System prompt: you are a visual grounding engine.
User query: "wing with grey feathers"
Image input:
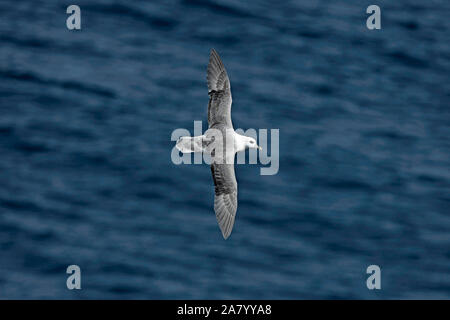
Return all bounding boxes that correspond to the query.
[211,163,237,239]
[207,49,233,129]
[207,49,238,239]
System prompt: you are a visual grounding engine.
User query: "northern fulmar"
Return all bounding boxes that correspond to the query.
[176,49,261,239]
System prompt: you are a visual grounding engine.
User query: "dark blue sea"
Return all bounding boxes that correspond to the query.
[0,0,449,299]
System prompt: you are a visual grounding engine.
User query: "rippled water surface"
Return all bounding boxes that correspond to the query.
[0,0,449,299]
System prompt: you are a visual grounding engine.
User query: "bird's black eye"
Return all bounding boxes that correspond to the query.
[250,141,254,144]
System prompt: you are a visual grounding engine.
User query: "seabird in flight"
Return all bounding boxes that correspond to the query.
[176,49,261,239]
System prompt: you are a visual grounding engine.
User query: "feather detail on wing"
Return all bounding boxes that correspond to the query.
[207,49,233,128]
[211,163,238,239]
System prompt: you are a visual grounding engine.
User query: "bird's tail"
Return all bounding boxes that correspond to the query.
[176,135,207,153]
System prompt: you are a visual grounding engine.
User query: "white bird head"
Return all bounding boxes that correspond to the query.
[246,137,262,150]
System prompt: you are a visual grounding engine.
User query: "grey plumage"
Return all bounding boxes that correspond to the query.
[211,164,237,239]
[207,49,233,129]
[207,49,238,239]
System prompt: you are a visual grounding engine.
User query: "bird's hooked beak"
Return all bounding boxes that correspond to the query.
[258,145,263,151]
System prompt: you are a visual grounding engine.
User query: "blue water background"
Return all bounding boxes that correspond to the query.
[0,0,449,299]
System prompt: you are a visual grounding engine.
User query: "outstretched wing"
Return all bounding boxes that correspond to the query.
[210,163,238,239]
[207,49,233,129]
[207,50,237,239]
